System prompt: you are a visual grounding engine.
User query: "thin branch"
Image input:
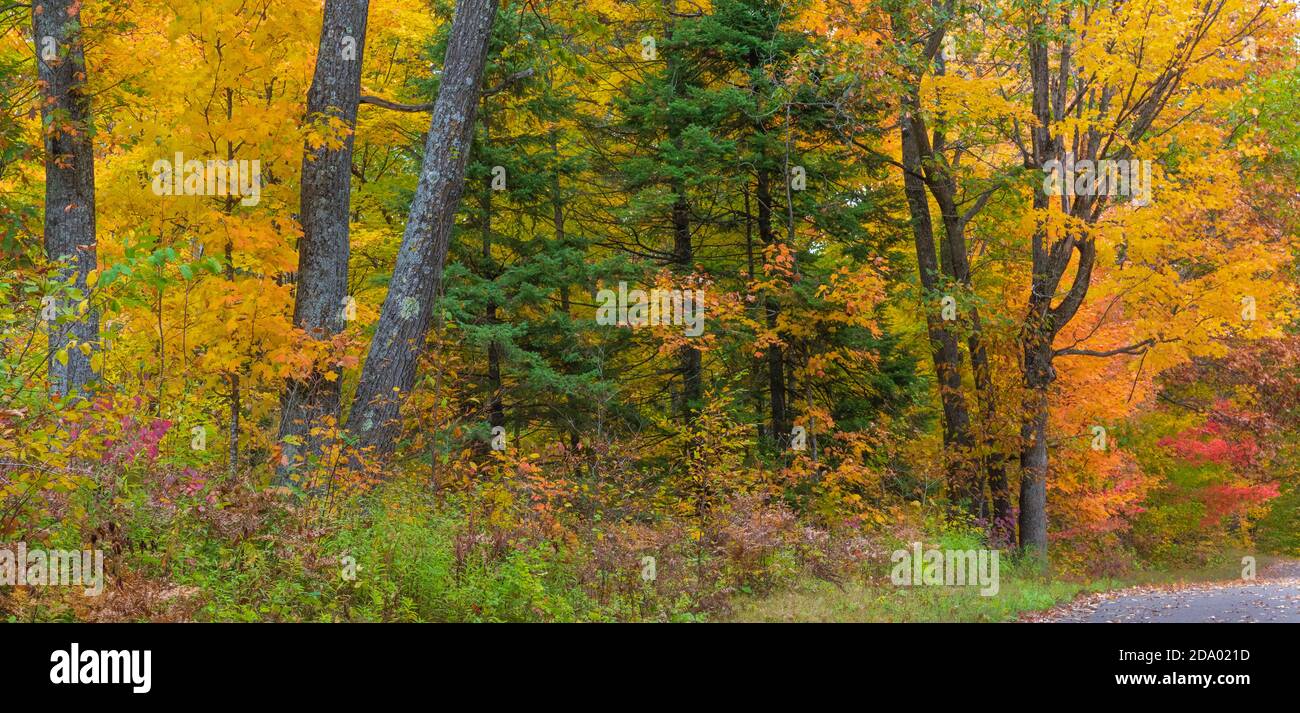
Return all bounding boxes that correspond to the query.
[359,69,535,113]
[359,95,433,112]
[1055,337,1155,358]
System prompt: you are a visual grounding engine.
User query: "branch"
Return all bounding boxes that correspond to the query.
[1055,337,1154,358]
[359,69,534,113]
[483,68,535,96]
[359,95,433,112]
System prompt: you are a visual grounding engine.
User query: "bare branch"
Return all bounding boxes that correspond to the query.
[1055,337,1155,358]
[360,69,533,113]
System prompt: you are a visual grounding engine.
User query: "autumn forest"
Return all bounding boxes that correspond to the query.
[2,0,1299,623]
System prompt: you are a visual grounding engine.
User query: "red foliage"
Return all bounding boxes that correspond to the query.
[102,414,173,466]
[1156,419,1258,470]
[1197,482,1280,527]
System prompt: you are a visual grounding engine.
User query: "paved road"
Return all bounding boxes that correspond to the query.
[1041,561,1300,623]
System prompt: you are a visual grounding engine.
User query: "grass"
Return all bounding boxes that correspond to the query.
[727,551,1284,623]
[729,573,1108,623]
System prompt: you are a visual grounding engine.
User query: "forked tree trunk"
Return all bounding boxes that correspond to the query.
[346,0,499,455]
[898,112,976,508]
[889,14,1009,520]
[277,0,371,483]
[35,0,99,398]
[1017,6,1060,558]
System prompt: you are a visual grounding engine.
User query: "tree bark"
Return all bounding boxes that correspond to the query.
[907,16,1018,529]
[277,0,370,482]
[35,0,99,398]
[671,190,701,422]
[1016,6,1057,556]
[887,11,987,512]
[898,107,976,508]
[481,105,504,434]
[1017,344,1053,559]
[742,186,768,446]
[969,313,1013,539]
[755,165,787,443]
[345,0,499,456]
[664,17,700,425]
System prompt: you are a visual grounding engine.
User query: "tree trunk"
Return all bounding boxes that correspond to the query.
[1016,7,1063,557]
[35,0,99,398]
[969,314,1013,540]
[1011,1,1189,555]
[481,108,504,433]
[742,186,767,445]
[898,113,976,507]
[888,15,1003,519]
[277,0,371,482]
[549,120,580,452]
[671,191,701,422]
[755,166,787,443]
[346,0,499,456]
[664,17,700,425]
[1018,341,1054,558]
